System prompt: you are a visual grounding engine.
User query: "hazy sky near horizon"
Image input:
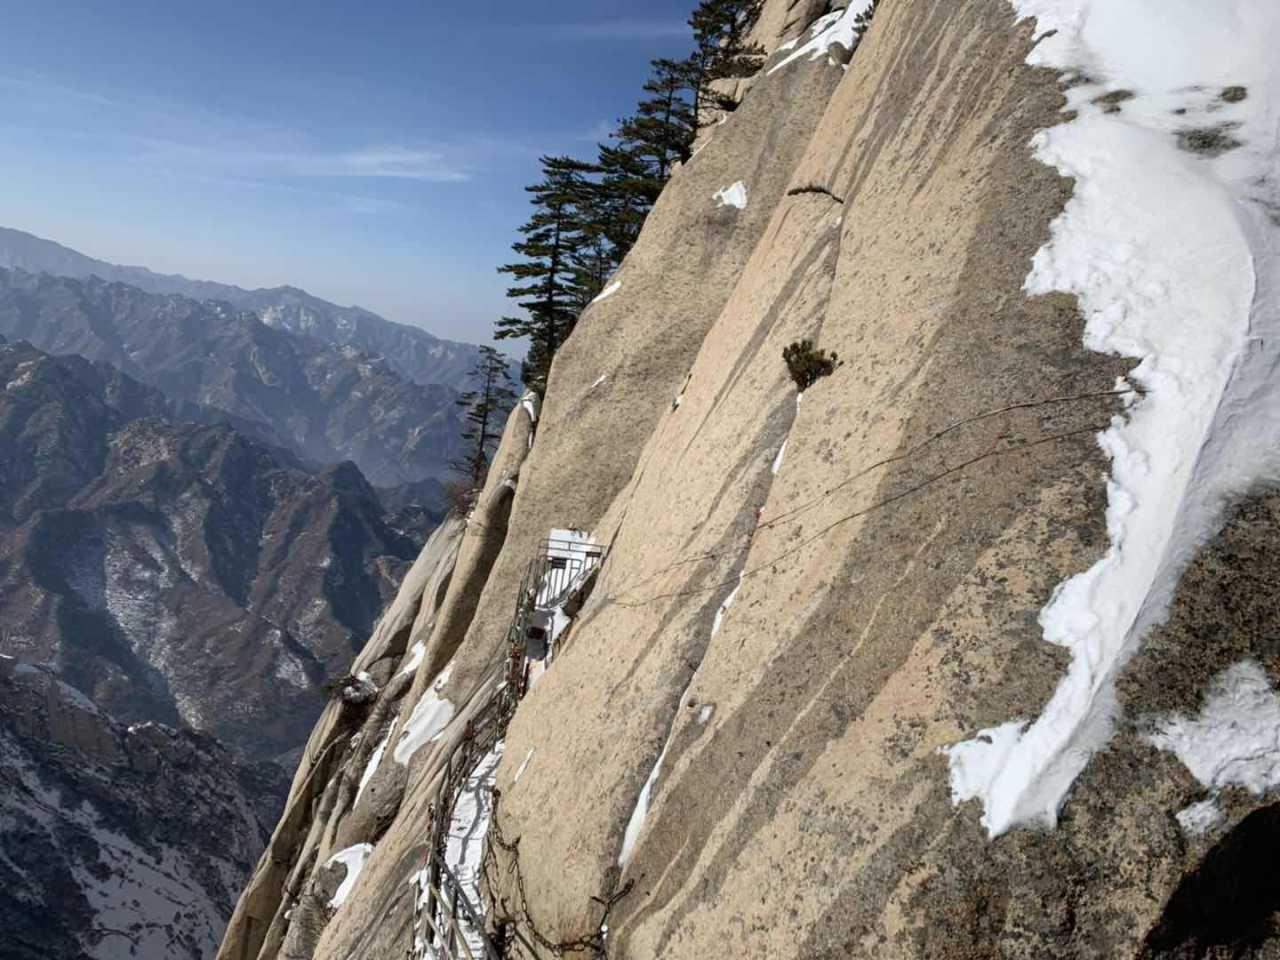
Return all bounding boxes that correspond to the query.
[0,1,695,345]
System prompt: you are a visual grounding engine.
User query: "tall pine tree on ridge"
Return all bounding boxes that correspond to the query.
[496,155,596,388]
[493,0,769,393]
[451,345,518,492]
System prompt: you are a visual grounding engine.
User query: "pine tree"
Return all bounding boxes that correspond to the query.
[689,0,766,119]
[561,157,618,311]
[593,141,658,263]
[578,57,699,279]
[616,58,699,181]
[493,1,774,391]
[496,155,596,387]
[450,345,517,490]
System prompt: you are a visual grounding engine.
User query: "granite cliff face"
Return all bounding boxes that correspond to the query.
[219,2,1280,958]
[0,339,420,765]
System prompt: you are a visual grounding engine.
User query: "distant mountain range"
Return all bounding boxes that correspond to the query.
[1,658,280,960]
[0,338,421,764]
[0,226,488,391]
[0,266,467,489]
[0,223,492,957]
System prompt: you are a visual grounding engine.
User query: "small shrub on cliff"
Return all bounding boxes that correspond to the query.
[783,340,842,391]
[443,478,480,516]
[322,673,378,706]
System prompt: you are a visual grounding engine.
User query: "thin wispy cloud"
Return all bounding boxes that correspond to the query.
[0,71,119,108]
[2,70,473,184]
[159,169,410,216]
[283,146,471,183]
[525,20,689,40]
[134,138,472,184]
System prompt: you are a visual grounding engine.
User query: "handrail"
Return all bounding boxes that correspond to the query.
[410,537,606,959]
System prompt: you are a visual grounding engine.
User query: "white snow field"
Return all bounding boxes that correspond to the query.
[946,0,1280,836]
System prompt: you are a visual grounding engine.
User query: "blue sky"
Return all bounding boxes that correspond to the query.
[0,0,696,344]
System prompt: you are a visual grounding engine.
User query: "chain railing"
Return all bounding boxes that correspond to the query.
[410,684,506,960]
[409,536,606,960]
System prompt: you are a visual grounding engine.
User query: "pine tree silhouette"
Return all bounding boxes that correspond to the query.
[451,345,518,490]
[617,58,699,181]
[689,0,766,119]
[496,155,596,387]
[491,0,778,392]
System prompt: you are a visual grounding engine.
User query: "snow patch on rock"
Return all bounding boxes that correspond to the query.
[711,575,744,640]
[619,739,669,868]
[520,389,540,425]
[1176,798,1225,837]
[445,742,502,896]
[514,747,534,784]
[771,439,788,476]
[397,641,425,678]
[325,843,374,909]
[394,667,455,766]
[410,743,502,958]
[1148,661,1280,800]
[945,0,1280,837]
[713,181,749,210]
[592,280,622,303]
[356,726,393,807]
[769,3,875,75]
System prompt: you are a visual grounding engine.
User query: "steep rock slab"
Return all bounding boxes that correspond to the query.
[217,0,1280,957]
[217,392,538,959]
[485,0,1134,953]
[493,1,1280,957]
[440,0,843,708]
[280,405,535,959]
[256,22,847,960]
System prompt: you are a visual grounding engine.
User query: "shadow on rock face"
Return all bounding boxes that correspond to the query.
[1142,803,1280,959]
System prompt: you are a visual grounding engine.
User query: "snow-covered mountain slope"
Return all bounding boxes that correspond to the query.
[0,226,490,391]
[217,1,1280,958]
[1,658,273,960]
